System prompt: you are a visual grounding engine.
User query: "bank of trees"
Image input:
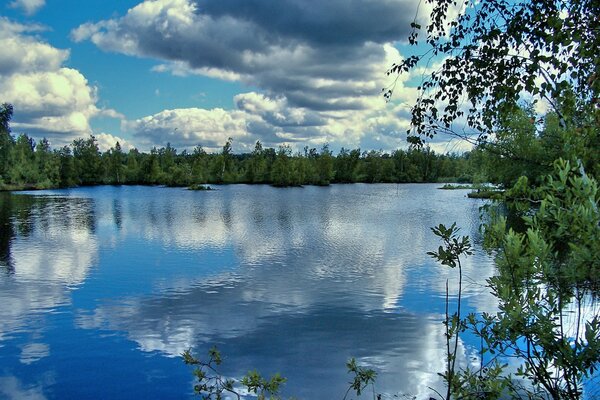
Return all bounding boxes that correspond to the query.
[459,98,600,189]
[0,104,474,190]
[391,0,600,398]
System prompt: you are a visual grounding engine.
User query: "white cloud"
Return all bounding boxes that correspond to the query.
[122,85,425,153]
[8,0,45,16]
[122,107,254,151]
[71,0,452,152]
[120,41,427,152]
[151,61,243,81]
[67,0,480,152]
[69,0,421,111]
[0,18,120,146]
[0,18,66,76]
[95,133,135,152]
[4,68,97,126]
[97,108,125,119]
[5,81,102,148]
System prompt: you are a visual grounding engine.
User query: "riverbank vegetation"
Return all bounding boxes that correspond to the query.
[0,104,478,190]
[392,0,600,398]
[3,98,591,196]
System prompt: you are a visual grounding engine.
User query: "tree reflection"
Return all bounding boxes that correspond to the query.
[0,192,98,344]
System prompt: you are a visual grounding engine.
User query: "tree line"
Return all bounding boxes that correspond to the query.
[0,103,475,190]
[464,98,600,189]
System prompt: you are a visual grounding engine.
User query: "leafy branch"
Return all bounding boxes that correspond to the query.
[182,347,286,400]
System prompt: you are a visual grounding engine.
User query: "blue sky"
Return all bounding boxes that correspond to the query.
[1,0,468,153]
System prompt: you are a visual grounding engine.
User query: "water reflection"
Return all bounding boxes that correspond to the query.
[76,276,468,397]
[0,193,97,343]
[20,343,50,365]
[0,185,496,399]
[0,375,48,400]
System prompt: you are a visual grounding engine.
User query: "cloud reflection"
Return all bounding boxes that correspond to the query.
[69,184,495,398]
[0,376,47,400]
[0,195,98,343]
[19,343,50,365]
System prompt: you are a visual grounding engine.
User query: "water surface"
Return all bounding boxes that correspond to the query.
[0,184,496,399]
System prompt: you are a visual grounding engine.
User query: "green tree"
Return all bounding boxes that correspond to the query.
[107,142,126,184]
[315,144,334,185]
[142,148,162,184]
[124,148,141,183]
[430,163,600,399]
[57,146,76,187]
[221,137,234,182]
[183,347,286,400]
[359,150,384,183]
[72,135,103,185]
[391,149,408,182]
[246,140,268,183]
[394,1,600,398]
[334,148,360,183]
[428,223,473,400]
[9,134,38,184]
[474,161,599,399]
[35,138,60,187]
[473,104,549,187]
[271,145,293,187]
[0,104,15,182]
[159,143,176,173]
[388,0,599,144]
[191,145,209,183]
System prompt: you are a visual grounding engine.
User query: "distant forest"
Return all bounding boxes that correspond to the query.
[0,104,475,190]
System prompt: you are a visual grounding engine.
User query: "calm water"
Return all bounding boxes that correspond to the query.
[0,184,497,399]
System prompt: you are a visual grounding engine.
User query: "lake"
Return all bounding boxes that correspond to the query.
[0,184,496,399]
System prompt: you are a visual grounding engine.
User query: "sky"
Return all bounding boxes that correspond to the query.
[1,0,470,154]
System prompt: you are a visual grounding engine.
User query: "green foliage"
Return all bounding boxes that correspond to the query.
[0,103,12,135]
[439,184,474,190]
[72,136,102,185]
[343,358,377,400]
[428,223,472,400]
[240,370,286,400]
[189,184,213,191]
[106,142,125,184]
[428,223,473,268]
[182,347,285,400]
[430,161,600,400]
[182,347,238,400]
[0,104,14,179]
[184,350,382,400]
[271,145,294,187]
[387,0,599,143]
[0,105,478,191]
[395,1,600,398]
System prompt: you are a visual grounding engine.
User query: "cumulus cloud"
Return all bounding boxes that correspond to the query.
[71,0,445,151]
[5,68,97,129]
[95,133,135,152]
[8,0,45,16]
[0,18,120,147]
[122,107,255,151]
[122,88,421,152]
[234,92,325,128]
[0,19,65,76]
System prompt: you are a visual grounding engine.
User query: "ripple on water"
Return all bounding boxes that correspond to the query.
[0,184,500,400]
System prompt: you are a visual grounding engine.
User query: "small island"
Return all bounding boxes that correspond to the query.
[188,184,213,191]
